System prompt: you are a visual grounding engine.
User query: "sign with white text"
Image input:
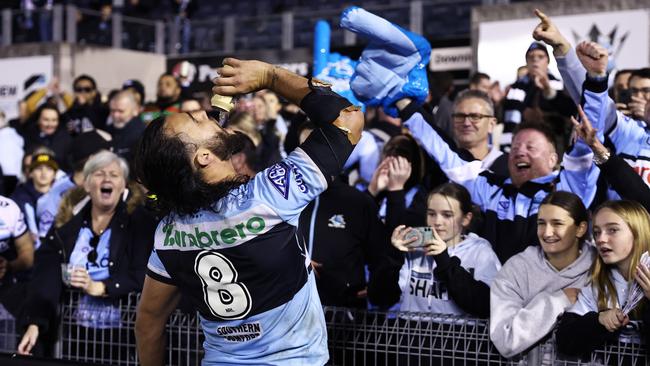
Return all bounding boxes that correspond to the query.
[430,47,472,71]
[0,56,53,120]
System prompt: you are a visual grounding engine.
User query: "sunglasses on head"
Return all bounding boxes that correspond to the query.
[87,234,99,264]
[74,86,94,93]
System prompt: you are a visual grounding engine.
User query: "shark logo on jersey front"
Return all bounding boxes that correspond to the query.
[267,162,291,199]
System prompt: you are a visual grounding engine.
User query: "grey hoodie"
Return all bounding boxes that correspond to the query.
[490,243,596,358]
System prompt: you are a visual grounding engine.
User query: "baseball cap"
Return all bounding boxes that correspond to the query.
[30,153,59,172]
[525,42,550,60]
[122,79,145,104]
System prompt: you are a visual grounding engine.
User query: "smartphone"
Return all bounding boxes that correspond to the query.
[618,89,632,105]
[404,227,433,248]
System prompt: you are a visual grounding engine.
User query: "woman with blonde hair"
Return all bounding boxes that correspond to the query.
[557,200,650,356]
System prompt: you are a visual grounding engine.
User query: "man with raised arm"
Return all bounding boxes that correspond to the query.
[534,10,650,190]
[343,7,599,263]
[133,58,363,366]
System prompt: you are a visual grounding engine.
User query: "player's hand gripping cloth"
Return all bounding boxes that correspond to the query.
[341,6,431,117]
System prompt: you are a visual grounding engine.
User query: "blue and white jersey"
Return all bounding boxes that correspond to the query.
[404,112,598,263]
[69,227,118,330]
[558,47,650,193]
[36,175,76,238]
[0,195,27,257]
[69,227,111,280]
[147,146,335,365]
[582,86,650,189]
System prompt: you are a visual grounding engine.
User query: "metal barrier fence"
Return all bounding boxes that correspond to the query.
[0,291,647,365]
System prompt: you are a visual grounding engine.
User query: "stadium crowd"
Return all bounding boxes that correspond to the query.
[0,5,650,364]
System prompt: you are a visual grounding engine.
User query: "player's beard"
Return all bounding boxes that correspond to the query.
[194,130,250,208]
[203,130,246,161]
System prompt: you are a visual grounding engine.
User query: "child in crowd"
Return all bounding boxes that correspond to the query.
[556,200,650,356]
[11,149,59,248]
[389,182,500,317]
[490,191,596,358]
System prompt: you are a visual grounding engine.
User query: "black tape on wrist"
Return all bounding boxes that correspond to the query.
[300,78,353,127]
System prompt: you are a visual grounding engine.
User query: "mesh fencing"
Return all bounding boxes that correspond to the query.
[0,291,646,365]
[0,304,16,353]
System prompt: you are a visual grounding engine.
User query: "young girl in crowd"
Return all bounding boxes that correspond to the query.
[490,191,596,358]
[556,200,650,356]
[388,182,500,317]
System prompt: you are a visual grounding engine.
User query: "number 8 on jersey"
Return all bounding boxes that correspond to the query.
[194,251,252,320]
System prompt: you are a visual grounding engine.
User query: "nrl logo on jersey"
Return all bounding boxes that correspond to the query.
[266,161,308,199]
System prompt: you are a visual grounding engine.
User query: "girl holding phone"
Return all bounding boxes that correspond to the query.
[389,182,500,317]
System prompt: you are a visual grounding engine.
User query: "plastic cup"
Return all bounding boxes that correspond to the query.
[61,263,73,286]
[61,264,85,286]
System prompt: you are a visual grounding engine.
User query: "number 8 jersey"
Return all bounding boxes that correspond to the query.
[147,139,343,365]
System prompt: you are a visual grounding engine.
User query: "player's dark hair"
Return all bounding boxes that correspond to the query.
[134,116,249,218]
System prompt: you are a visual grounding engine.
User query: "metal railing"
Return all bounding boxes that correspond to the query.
[0,1,479,55]
[0,290,646,365]
[1,6,165,53]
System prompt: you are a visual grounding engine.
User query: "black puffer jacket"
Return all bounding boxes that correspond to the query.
[22,198,158,333]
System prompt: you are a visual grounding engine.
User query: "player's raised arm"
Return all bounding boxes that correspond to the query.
[214,58,363,145]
